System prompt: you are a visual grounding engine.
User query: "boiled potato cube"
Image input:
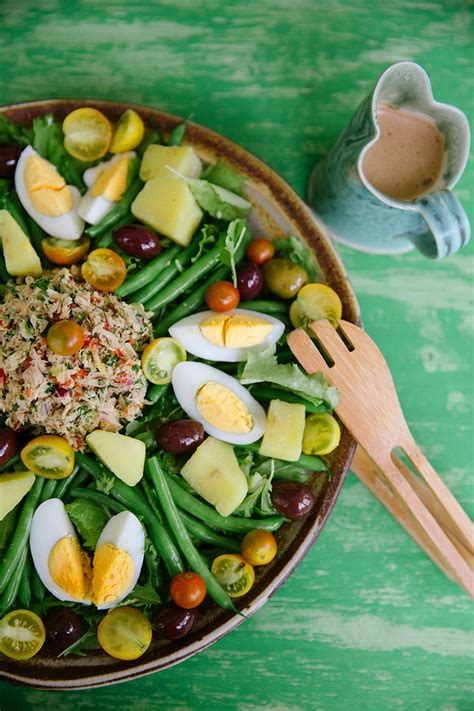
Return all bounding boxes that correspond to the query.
[140,145,202,181]
[0,471,36,521]
[0,209,42,277]
[181,437,247,517]
[131,175,203,247]
[86,430,145,486]
[259,400,306,462]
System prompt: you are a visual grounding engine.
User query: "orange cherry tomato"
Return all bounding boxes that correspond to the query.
[47,320,85,356]
[205,281,240,312]
[170,572,207,609]
[81,248,127,292]
[241,529,278,566]
[42,237,91,266]
[246,238,275,266]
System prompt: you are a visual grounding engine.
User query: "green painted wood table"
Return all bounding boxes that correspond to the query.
[0,1,472,709]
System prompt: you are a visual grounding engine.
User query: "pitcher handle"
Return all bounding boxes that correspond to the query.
[410,190,471,259]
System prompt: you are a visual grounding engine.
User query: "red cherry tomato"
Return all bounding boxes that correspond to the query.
[47,320,85,356]
[205,281,240,312]
[246,238,275,266]
[170,572,207,609]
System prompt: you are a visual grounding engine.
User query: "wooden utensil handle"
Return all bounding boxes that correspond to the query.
[351,447,471,583]
[401,437,474,555]
[368,449,473,597]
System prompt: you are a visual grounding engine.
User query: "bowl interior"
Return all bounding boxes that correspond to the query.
[0,99,360,690]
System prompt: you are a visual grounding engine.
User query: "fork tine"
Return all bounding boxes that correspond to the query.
[337,319,366,348]
[287,328,330,376]
[310,319,350,361]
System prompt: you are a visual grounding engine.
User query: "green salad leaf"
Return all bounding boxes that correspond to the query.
[65,499,109,549]
[0,115,32,146]
[273,235,318,282]
[234,460,277,517]
[218,218,249,286]
[57,624,99,658]
[202,159,245,196]
[166,167,251,221]
[240,343,339,409]
[120,579,161,608]
[191,223,220,263]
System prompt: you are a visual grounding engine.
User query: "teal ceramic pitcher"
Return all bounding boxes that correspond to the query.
[308,61,470,258]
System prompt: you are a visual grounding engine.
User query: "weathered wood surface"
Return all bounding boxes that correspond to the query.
[0,1,472,709]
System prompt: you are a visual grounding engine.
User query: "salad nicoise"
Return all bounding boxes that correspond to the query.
[0,107,342,663]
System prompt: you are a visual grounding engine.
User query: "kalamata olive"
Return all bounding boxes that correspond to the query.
[0,427,20,468]
[0,143,21,179]
[155,602,197,640]
[236,262,264,300]
[262,258,308,299]
[113,224,161,259]
[45,607,82,650]
[271,480,314,519]
[156,419,204,454]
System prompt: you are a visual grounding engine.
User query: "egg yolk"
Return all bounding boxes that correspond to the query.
[48,535,92,600]
[196,381,254,434]
[92,542,135,607]
[25,155,73,216]
[200,313,273,348]
[91,157,129,201]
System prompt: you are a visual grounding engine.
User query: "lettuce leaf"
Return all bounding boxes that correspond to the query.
[273,235,318,282]
[202,160,245,196]
[166,167,251,221]
[240,344,339,409]
[218,219,249,286]
[65,499,109,549]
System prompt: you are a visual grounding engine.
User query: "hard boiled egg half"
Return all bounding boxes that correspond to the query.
[169,309,285,362]
[15,146,84,240]
[30,499,144,609]
[172,362,266,445]
[78,152,136,225]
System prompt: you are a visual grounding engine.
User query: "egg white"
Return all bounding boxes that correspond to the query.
[29,498,91,605]
[94,511,145,610]
[168,309,285,363]
[15,146,85,241]
[172,361,266,445]
[78,152,136,225]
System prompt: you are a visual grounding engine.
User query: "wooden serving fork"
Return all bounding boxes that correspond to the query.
[287,320,474,596]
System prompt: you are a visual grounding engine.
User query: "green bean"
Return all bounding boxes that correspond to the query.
[239,442,327,472]
[148,456,238,613]
[96,211,134,249]
[162,469,284,533]
[141,478,164,523]
[39,478,58,504]
[147,383,169,405]
[179,510,241,552]
[130,240,197,304]
[17,553,32,608]
[76,452,184,576]
[250,385,328,414]
[0,508,17,552]
[0,249,9,283]
[167,122,187,146]
[69,487,127,514]
[0,546,27,614]
[138,128,162,157]
[144,244,226,314]
[116,244,181,298]
[243,300,289,316]
[31,566,45,603]
[0,477,44,591]
[86,177,144,238]
[0,454,19,473]
[52,464,82,500]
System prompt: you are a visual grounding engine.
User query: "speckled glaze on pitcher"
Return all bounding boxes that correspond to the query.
[308,61,470,258]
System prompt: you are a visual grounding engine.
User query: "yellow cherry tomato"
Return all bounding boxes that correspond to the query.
[141,337,186,385]
[0,609,46,660]
[211,554,255,598]
[81,248,127,292]
[47,319,85,356]
[289,283,343,333]
[63,107,112,162]
[302,413,341,456]
[42,236,90,266]
[110,109,145,153]
[241,530,278,566]
[98,606,152,661]
[21,435,75,479]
